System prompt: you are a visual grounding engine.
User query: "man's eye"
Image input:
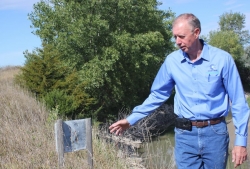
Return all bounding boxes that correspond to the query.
[173,35,185,39]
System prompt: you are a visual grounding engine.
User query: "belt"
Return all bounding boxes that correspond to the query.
[191,117,225,128]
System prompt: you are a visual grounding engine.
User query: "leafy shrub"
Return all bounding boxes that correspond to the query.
[43,89,75,118]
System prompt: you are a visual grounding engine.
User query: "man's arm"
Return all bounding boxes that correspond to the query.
[222,54,250,167]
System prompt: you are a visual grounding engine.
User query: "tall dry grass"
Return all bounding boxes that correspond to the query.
[0,66,136,169]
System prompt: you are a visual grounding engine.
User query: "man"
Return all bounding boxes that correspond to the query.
[109,13,249,169]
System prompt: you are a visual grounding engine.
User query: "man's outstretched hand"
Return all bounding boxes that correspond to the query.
[109,119,130,135]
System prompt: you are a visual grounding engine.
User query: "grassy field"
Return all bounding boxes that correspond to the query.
[0,66,143,169]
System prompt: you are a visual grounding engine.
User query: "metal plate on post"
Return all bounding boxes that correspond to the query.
[62,119,87,153]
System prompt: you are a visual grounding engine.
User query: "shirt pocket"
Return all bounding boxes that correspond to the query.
[198,74,222,96]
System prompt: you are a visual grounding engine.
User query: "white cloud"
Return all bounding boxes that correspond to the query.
[226,4,244,11]
[0,0,40,11]
[224,0,237,6]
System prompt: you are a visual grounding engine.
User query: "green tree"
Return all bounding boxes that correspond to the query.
[43,89,75,117]
[218,12,250,90]
[239,45,250,91]
[209,30,244,60]
[242,46,250,66]
[53,70,96,118]
[219,11,250,45]
[18,44,95,118]
[29,0,174,68]
[20,43,68,96]
[27,0,174,121]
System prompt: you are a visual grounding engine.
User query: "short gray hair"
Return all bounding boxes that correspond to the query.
[172,13,201,33]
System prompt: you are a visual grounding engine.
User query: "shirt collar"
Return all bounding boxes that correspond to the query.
[178,39,210,63]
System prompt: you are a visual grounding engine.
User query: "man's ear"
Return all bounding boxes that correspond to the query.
[194,28,200,38]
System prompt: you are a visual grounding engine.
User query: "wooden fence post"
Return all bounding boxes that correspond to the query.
[86,118,93,168]
[55,119,64,168]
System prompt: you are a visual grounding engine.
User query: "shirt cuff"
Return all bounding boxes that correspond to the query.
[235,135,248,147]
[126,112,146,126]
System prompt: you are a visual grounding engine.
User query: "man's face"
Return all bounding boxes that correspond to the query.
[172,19,199,53]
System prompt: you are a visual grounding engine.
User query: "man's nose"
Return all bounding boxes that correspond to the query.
[175,37,181,45]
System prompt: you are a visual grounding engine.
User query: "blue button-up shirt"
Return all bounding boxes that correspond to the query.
[127,40,249,146]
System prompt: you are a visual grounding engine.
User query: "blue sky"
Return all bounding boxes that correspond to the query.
[1,0,250,67]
